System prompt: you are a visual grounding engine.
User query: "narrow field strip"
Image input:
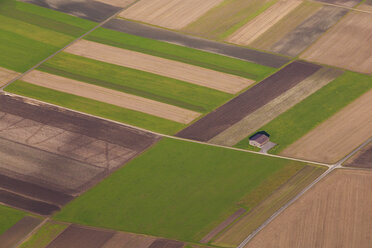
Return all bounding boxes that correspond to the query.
[282,90,372,163]
[210,68,343,146]
[120,0,224,29]
[0,67,20,87]
[315,0,362,7]
[0,204,26,235]
[228,0,302,46]
[21,71,200,124]
[65,40,253,94]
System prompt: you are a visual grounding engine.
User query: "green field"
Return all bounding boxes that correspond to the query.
[236,72,372,153]
[54,138,306,242]
[0,0,95,72]
[19,221,67,248]
[0,204,26,235]
[39,53,231,113]
[86,27,275,81]
[5,81,184,134]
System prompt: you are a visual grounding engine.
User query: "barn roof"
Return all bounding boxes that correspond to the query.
[249,133,269,144]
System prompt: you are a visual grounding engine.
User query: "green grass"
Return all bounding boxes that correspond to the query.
[40,53,231,113]
[5,81,184,134]
[19,222,67,248]
[235,72,372,153]
[86,27,275,81]
[54,138,306,242]
[0,204,26,235]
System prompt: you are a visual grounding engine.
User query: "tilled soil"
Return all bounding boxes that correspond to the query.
[315,0,362,7]
[344,142,372,168]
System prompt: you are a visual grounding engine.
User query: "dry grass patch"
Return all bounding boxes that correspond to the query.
[119,0,224,29]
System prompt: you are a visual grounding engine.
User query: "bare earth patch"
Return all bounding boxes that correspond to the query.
[119,0,224,29]
[101,232,156,248]
[246,169,372,248]
[315,0,361,7]
[227,0,302,46]
[357,0,372,11]
[22,70,200,124]
[0,67,20,87]
[282,90,372,164]
[98,0,136,8]
[301,11,372,74]
[344,142,372,168]
[65,40,253,94]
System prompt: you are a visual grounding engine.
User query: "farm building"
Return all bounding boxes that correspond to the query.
[249,133,270,148]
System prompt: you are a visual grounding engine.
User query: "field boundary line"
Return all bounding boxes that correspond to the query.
[11,217,49,248]
[1,92,331,169]
[308,0,372,14]
[0,0,142,91]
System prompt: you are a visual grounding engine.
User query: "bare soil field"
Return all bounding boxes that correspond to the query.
[0,67,19,87]
[101,232,156,248]
[46,225,114,248]
[23,0,122,22]
[271,5,348,56]
[301,11,372,74]
[177,61,321,141]
[357,0,372,11]
[0,216,42,248]
[65,40,253,94]
[228,0,302,46]
[246,169,372,248]
[315,0,362,7]
[97,0,136,8]
[148,239,184,248]
[209,68,342,146]
[22,70,200,123]
[119,0,223,30]
[282,90,372,163]
[102,19,291,68]
[344,142,372,168]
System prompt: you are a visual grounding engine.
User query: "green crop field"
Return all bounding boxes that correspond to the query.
[0,204,26,235]
[5,81,184,134]
[54,138,307,242]
[236,72,372,153]
[39,53,231,113]
[86,27,275,81]
[19,222,67,248]
[0,0,95,72]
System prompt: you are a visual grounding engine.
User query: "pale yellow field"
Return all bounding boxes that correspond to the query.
[21,71,201,124]
[228,0,302,45]
[65,40,253,94]
[119,0,224,29]
[0,67,20,87]
[282,90,372,163]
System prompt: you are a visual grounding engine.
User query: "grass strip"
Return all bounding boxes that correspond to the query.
[40,53,231,113]
[54,138,305,242]
[0,204,26,235]
[86,27,275,81]
[5,81,184,134]
[235,72,372,153]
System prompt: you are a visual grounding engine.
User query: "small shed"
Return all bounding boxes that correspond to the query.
[249,133,270,148]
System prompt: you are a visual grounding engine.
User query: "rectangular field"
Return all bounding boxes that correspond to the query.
[54,138,308,242]
[344,142,372,168]
[120,0,224,29]
[177,61,321,142]
[0,67,20,86]
[281,89,372,163]
[301,11,372,74]
[0,205,26,236]
[246,169,372,248]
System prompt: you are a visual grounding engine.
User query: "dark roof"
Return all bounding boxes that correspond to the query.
[249,133,269,144]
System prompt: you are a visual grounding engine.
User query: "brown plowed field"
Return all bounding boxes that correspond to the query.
[246,169,372,248]
[315,0,361,7]
[65,40,253,94]
[119,0,224,29]
[101,232,156,248]
[282,90,372,163]
[0,216,42,248]
[301,11,372,74]
[46,225,114,248]
[209,68,342,146]
[228,0,302,46]
[148,239,184,248]
[22,71,200,124]
[344,142,372,168]
[0,67,19,87]
[176,61,321,141]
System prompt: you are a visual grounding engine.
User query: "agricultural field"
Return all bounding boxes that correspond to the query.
[0,0,95,73]
[315,0,362,7]
[245,169,372,248]
[358,0,372,11]
[302,11,372,74]
[54,138,312,242]
[344,141,372,169]
[0,205,26,236]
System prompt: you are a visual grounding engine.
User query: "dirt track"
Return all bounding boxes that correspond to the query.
[120,0,223,29]
[177,61,321,141]
[209,68,342,146]
[246,169,372,248]
[344,142,372,168]
[301,11,372,74]
[22,70,200,123]
[0,67,19,87]
[228,0,302,46]
[282,90,372,163]
[65,40,253,94]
